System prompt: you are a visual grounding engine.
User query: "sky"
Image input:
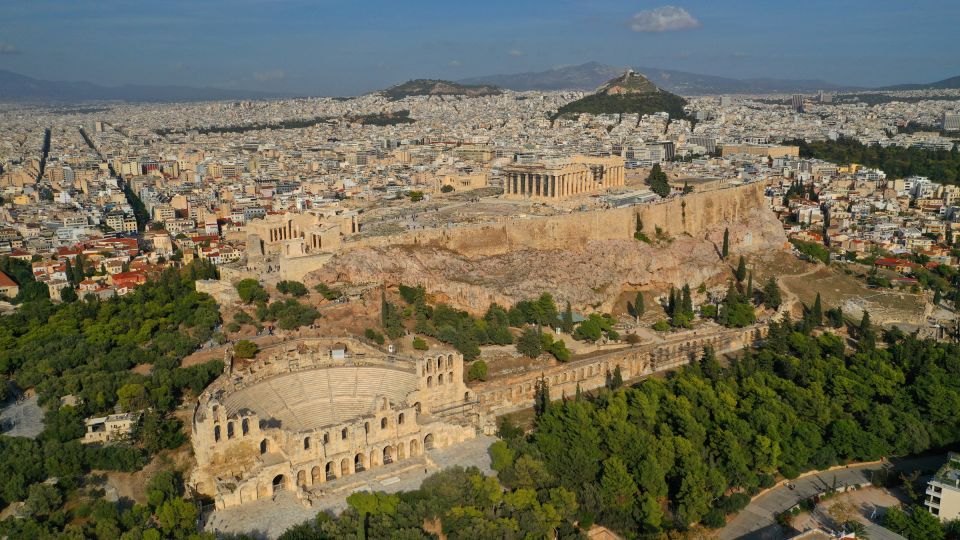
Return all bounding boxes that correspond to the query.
[1,0,959,96]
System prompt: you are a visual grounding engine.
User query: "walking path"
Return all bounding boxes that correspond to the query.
[720,454,945,540]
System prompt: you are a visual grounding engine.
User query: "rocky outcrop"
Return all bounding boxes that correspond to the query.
[310,190,787,314]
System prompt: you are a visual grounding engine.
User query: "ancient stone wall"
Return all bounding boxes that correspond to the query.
[348,181,769,257]
[471,324,764,419]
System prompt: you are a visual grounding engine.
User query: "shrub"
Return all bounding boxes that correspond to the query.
[276,280,308,297]
[468,361,488,382]
[412,337,428,350]
[365,328,385,345]
[235,279,268,304]
[234,340,258,359]
[653,320,671,332]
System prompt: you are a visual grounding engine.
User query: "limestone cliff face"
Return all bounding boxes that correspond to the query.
[310,183,786,313]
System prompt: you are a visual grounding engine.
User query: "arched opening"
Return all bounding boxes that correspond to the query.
[414,402,421,414]
[241,418,249,435]
[410,438,421,456]
[272,474,286,493]
[259,439,267,454]
[341,428,348,440]
[227,422,235,439]
[426,376,432,388]
[354,453,365,472]
[383,445,394,464]
[436,357,442,370]
[364,422,370,434]
[214,425,221,442]
[323,432,330,444]
[340,458,351,477]
[398,412,405,425]
[424,433,435,450]
[297,470,307,487]
[438,373,444,385]
[312,466,322,485]
[449,371,454,383]
[447,354,454,368]
[464,391,470,402]
[380,417,387,429]
[303,437,311,450]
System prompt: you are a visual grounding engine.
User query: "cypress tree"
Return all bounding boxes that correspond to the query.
[681,284,693,318]
[634,291,645,320]
[722,228,729,259]
[735,256,747,282]
[746,272,753,301]
[667,287,676,317]
[811,292,823,326]
[64,258,75,286]
[561,301,574,333]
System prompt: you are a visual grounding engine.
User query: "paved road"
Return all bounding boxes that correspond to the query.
[720,455,946,540]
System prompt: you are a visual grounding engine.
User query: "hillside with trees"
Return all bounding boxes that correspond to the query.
[552,71,689,121]
[786,137,960,185]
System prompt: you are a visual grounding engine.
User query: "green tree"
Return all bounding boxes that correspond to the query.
[858,311,876,351]
[236,279,268,303]
[412,337,428,350]
[634,291,645,321]
[735,256,747,282]
[722,228,730,259]
[234,340,259,359]
[534,377,550,418]
[467,361,488,382]
[276,280,308,297]
[155,498,199,539]
[810,292,823,326]
[599,457,638,529]
[762,277,782,310]
[561,301,574,333]
[647,164,671,198]
[517,328,543,358]
[146,471,181,509]
[24,483,61,517]
[60,286,78,303]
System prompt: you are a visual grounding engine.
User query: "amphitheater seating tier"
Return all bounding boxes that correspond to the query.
[222,366,418,431]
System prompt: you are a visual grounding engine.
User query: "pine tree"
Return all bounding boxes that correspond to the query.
[721,228,729,259]
[634,291,645,321]
[735,256,747,282]
[647,164,671,198]
[811,292,823,326]
[762,277,782,310]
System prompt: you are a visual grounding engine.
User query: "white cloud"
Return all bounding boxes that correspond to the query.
[629,6,700,33]
[449,60,462,67]
[0,43,20,55]
[252,69,285,81]
[508,49,523,57]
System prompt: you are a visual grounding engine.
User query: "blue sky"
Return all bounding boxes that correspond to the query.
[1,0,959,95]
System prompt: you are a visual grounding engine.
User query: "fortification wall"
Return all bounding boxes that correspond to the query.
[347,181,769,257]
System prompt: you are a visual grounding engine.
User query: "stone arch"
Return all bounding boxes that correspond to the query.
[312,465,322,485]
[323,432,330,444]
[427,376,433,388]
[259,439,267,454]
[272,474,286,493]
[214,425,221,442]
[448,371,454,383]
[297,469,307,487]
[380,417,387,429]
[354,453,366,472]
[410,438,421,456]
[340,458,351,476]
[464,391,470,402]
[438,373,444,385]
[240,483,257,503]
[436,357,442,370]
[364,421,370,434]
[227,421,235,439]
[241,418,249,436]
[447,354,454,368]
[341,428,348,440]
[304,437,311,450]
[326,461,337,480]
[384,445,395,464]
[398,412,405,424]
[424,433,435,450]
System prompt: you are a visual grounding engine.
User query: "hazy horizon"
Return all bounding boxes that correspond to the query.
[1,0,959,96]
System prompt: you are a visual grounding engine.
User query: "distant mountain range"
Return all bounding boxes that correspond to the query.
[460,62,861,95]
[551,70,688,120]
[880,75,960,91]
[0,69,292,102]
[378,79,501,101]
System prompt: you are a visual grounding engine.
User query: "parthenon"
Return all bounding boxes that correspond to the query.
[502,155,625,200]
